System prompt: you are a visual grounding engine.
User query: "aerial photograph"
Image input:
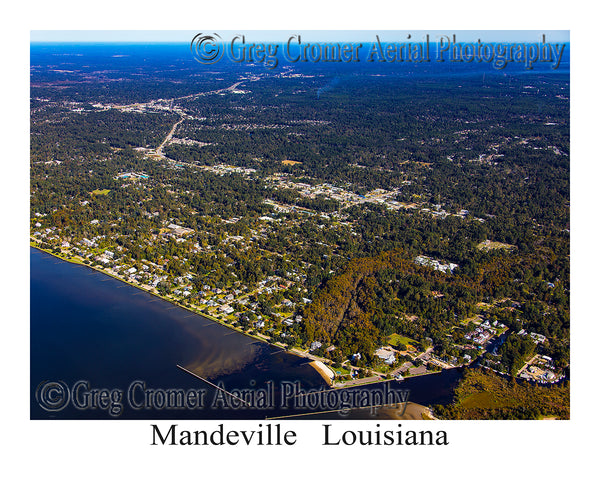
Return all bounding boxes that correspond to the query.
[30,30,570,421]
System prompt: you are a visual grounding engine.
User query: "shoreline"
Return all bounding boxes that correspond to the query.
[30,244,339,383]
[309,360,335,386]
[30,242,442,393]
[30,243,290,345]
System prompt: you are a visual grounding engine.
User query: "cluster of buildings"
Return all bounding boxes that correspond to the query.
[266,176,406,212]
[198,164,257,176]
[464,326,493,346]
[261,174,486,222]
[518,355,563,384]
[168,137,213,148]
[31,223,58,243]
[165,223,194,237]
[374,348,397,366]
[463,319,506,351]
[517,329,548,345]
[414,255,459,274]
[115,172,149,181]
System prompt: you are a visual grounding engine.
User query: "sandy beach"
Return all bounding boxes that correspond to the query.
[373,402,437,420]
[309,360,335,385]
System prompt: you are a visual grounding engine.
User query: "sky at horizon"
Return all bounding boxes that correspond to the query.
[30,30,570,44]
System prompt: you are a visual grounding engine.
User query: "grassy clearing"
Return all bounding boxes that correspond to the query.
[333,365,352,377]
[387,334,419,351]
[91,189,111,195]
[477,240,516,251]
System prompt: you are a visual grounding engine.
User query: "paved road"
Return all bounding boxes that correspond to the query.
[156,115,185,155]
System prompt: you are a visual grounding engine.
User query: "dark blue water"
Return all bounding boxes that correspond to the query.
[30,248,462,419]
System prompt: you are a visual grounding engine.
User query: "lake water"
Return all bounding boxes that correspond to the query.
[30,247,462,419]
